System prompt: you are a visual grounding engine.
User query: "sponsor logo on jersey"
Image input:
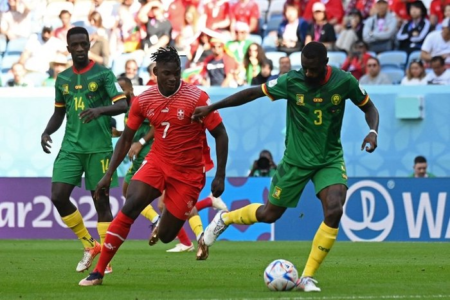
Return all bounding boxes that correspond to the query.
[88,81,98,92]
[296,94,305,106]
[147,109,155,116]
[342,173,348,180]
[268,78,278,87]
[177,109,185,120]
[75,85,83,90]
[331,94,342,105]
[62,84,69,95]
[272,186,282,199]
[161,107,169,113]
[313,97,323,103]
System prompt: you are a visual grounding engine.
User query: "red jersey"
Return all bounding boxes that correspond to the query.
[430,0,450,23]
[127,82,222,169]
[231,0,260,26]
[303,0,344,23]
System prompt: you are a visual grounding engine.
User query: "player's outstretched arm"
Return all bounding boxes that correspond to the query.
[41,107,66,154]
[359,99,379,153]
[192,86,266,121]
[79,99,128,123]
[209,122,228,197]
[128,126,155,161]
[94,125,137,199]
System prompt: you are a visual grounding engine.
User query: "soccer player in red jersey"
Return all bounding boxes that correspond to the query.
[79,47,229,286]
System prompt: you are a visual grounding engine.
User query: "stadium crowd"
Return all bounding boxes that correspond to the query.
[1,0,450,87]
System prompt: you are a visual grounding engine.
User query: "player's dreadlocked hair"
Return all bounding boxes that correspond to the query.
[301,42,327,62]
[67,26,89,44]
[150,47,180,67]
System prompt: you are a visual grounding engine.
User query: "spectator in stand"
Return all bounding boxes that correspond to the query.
[359,56,391,84]
[243,43,267,84]
[251,59,273,85]
[87,26,110,67]
[400,59,427,85]
[397,1,430,54]
[230,0,260,34]
[118,59,144,85]
[345,0,374,20]
[248,150,277,177]
[138,1,172,53]
[0,0,33,40]
[284,0,308,18]
[277,3,308,54]
[200,0,230,34]
[269,56,292,80]
[19,26,66,74]
[115,0,142,53]
[430,0,450,28]
[43,53,69,87]
[225,21,253,65]
[90,0,119,30]
[166,0,186,39]
[304,2,337,50]
[390,0,416,22]
[189,30,214,67]
[336,9,364,53]
[424,56,450,84]
[54,10,74,42]
[7,62,33,87]
[88,11,109,40]
[362,0,397,53]
[342,41,372,80]
[421,17,450,65]
[410,156,436,177]
[303,0,344,27]
[175,5,200,54]
[201,38,238,87]
[146,62,157,85]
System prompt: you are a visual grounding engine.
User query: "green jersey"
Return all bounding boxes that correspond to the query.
[262,66,369,168]
[125,97,153,145]
[55,61,126,153]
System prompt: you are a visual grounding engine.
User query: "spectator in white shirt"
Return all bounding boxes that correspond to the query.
[421,17,450,65]
[359,56,392,84]
[0,0,33,40]
[425,56,450,84]
[401,59,428,85]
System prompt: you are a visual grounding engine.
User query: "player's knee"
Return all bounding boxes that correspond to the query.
[158,229,175,244]
[324,198,343,223]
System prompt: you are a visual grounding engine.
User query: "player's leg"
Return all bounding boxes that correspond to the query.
[51,150,99,272]
[296,161,348,292]
[203,160,308,246]
[149,193,164,246]
[196,193,228,211]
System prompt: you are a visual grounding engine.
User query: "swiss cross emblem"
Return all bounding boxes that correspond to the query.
[177,109,185,120]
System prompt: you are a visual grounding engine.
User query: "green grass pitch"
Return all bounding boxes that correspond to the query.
[1,240,449,300]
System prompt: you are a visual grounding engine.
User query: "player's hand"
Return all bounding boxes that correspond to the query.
[361,132,377,153]
[41,133,52,154]
[211,176,225,198]
[79,108,102,123]
[192,106,212,123]
[94,174,112,200]
[128,142,143,161]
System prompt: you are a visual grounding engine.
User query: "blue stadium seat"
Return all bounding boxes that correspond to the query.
[289,51,302,70]
[0,34,7,54]
[261,35,277,52]
[111,52,144,76]
[5,38,28,55]
[265,51,287,71]
[248,34,262,45]
[327,51,347,68]
[378,51,408,70]
[367,51,377,58]
[383,69,405,84]
[1,54,20,73]
[23,72,49,87]
[264,14,283,36]
[407,50,422,67]
[256,0,269,20]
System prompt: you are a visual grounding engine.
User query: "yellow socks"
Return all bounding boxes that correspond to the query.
[141,205,160,223]
[222,203,262,225]
[188,215,203,241]
[97,222,110,246]
[61,210,95,248]
[302,222,338,277]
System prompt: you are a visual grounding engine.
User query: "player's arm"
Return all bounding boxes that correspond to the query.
[79,98,127,123]
[208,122,228,197]
[359,99,379,153]
[128,126,155,161]
[41,106,66,154]
[192,86,265,120]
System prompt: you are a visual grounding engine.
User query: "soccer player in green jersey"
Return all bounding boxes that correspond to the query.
[193,42,379,292]
[40,27,127,273]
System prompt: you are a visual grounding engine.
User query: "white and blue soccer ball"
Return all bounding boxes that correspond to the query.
[263,259,299,291]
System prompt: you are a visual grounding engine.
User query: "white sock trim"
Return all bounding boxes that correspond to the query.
[106,231,125,241]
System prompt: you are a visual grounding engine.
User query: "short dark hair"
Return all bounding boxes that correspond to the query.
[261,59,273,70]
[67,27,89,45]
[302,42,327,62]
[430,56,445,66]
[414,155,427,164]
[147,62,156,74]
[150,47,180,68]
[117,76,132,86]
[59,9,71,18]
[367,56,380,66]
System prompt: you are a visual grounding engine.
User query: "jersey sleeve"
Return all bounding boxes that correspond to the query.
[261,74,288,101]
[104,70,127,103]
[54,77,65,108]
[347,75,370,107]
[126,97,146,131]
[198,91,223,131]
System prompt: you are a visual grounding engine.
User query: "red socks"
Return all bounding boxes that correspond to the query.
[177,227,192,246]
[195,196,212,211]
[94,211,134,276]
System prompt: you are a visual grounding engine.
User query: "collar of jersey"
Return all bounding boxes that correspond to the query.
[72,60,95,75]
[319,65,332,85]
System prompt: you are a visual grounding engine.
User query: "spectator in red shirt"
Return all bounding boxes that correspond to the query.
[390,0,416,22]
[430,0,450,27]
[54,10,74,42]
[230,0,260,34]
[342,41,372,80]
[200,0,231,33]
[166,0,187,39]
[201,38,239,87]
[284,0,308,18]
[146,62,157,85]
[303,0,344,26]
[345,0,375,20]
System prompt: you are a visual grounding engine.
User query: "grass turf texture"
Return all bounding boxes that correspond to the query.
[1,240,449,300]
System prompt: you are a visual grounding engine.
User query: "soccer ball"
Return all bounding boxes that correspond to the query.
[263,259,299,291]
